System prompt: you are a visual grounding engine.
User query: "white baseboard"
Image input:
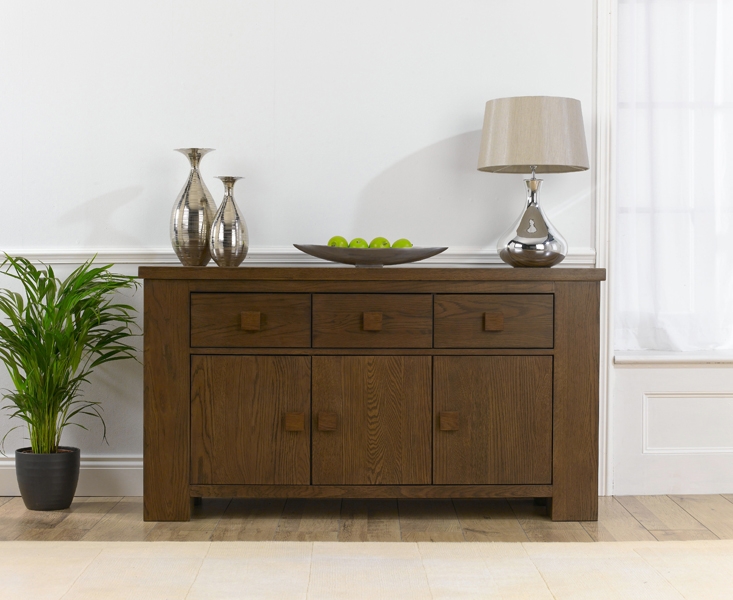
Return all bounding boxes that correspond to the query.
[0,456,143,497]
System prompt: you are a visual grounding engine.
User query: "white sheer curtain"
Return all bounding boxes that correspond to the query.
[616,0,733,351]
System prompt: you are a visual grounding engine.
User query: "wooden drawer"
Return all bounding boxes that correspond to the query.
[191,293,311,347]
[313,294,432,348]
[434,294,553,348]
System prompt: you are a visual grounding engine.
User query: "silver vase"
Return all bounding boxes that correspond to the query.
[170,148,217,266]
[497,176,568,268]
[210,176,249,267]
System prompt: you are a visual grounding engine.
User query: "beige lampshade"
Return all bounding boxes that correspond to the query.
[477,96,589,174]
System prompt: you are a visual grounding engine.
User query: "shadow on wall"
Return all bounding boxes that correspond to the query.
[351,131,522,248]
[58,186,145,248]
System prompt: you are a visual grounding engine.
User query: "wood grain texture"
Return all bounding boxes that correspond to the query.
[145,498,230,541]
[551,281,600,521]
[143,279,191,521]
[362,311,383,331]
[191,293,310,347]
[191,355,311,485]
[273,498,341,541]
[318,411,338,431]
[240,311,261,331]
[191,347,556,357]
[190,280,557,294]
[439,412,459,431]
[669,495,733,539]
[484,312,504,331]
[338,499,401,541]
[580,497,656,542]
[453,499,529,542]
[211,498,286,541]
[433,356,553,485]
[84,497,157,541]
[398,499,465,541]
[312,294,432,348]
[434,294,553,348]
[139,266,607,281]
[312,356,431,485]
[189,484,553,498]
[509,498,594,542]
[616,495,717,541]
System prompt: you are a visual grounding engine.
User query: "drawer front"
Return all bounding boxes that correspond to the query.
[434,294,553,348]
[313,294,432,348]
[191,293,311,347]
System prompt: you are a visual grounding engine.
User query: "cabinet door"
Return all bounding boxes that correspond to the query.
[434,356,552,485]
[191,355,311,485]
[312,356,431,485]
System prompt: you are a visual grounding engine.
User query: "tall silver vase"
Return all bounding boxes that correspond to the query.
[497,176,568,268]
[170,148,217,266]
[210,176,249,267]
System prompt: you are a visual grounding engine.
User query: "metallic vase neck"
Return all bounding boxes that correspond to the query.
[216,176,243,196]
[524,176,543,206]
[175,148,215,169]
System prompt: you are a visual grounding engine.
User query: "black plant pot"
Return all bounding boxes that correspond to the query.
[15,446,80,511]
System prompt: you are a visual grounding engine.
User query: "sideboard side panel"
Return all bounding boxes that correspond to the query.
[143,279,190,521]
[552,281,600,521]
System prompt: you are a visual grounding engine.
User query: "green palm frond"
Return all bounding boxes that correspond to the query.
[0,254,139,454]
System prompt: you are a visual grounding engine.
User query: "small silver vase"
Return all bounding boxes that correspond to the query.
[210,176,249,267]
[170,148,217,266]
[497,176,568,268]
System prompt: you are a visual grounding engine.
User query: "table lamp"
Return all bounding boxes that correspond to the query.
[477,96,589,267]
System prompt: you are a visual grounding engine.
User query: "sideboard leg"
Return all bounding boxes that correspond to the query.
[143,280,191,522]
[551,282,600,521]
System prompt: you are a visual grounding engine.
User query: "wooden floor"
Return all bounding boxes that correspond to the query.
[1,495,732,543]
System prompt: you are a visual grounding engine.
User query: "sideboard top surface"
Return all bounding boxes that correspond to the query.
[138,266,606,282]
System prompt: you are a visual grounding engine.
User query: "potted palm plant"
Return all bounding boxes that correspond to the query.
[0,255,138,510]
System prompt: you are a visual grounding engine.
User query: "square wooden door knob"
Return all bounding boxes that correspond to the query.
[284,412,305,431]
[241,311,261,331]
[318,412,338,431]
[439,411,459,431]
[363,312,383,331]
[483,311,504,331]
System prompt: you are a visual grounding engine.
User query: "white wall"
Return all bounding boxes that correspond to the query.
[0,0,594,495]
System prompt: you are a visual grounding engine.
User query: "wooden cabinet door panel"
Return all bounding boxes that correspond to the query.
[191,355,310,485]
[434,356,552,485]
[312,356,431,485]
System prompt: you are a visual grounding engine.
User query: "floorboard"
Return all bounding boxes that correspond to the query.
[0,495,732,542]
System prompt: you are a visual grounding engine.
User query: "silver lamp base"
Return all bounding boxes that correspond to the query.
[497,176,567,268]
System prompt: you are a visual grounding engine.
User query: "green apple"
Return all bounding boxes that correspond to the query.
[392,238,413,248]
[327,236,348,248]
[369,237,390,249]
[349,237,369,248]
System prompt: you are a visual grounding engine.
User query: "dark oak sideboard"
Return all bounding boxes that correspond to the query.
[139,266,606,522]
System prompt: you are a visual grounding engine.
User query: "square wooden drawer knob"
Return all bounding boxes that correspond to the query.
[484,311,504,331]
[318,411,338,431]
[241,311,262,331]
[439,411,459,431]
[284,412,305,431]
[363,311,383,331]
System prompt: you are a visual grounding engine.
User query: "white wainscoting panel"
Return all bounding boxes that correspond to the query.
[613,360,733,495]
[643,393,733,455]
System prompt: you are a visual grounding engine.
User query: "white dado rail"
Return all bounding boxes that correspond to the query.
[2,246,597,267]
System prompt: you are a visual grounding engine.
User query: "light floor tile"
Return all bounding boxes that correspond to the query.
[634,540,733,600]
[0,542,104,600]
[526,542,684,599]
[308,542,431,599]
[61,542,210,600]
[187,542,312,600]
[420,542,553,599]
